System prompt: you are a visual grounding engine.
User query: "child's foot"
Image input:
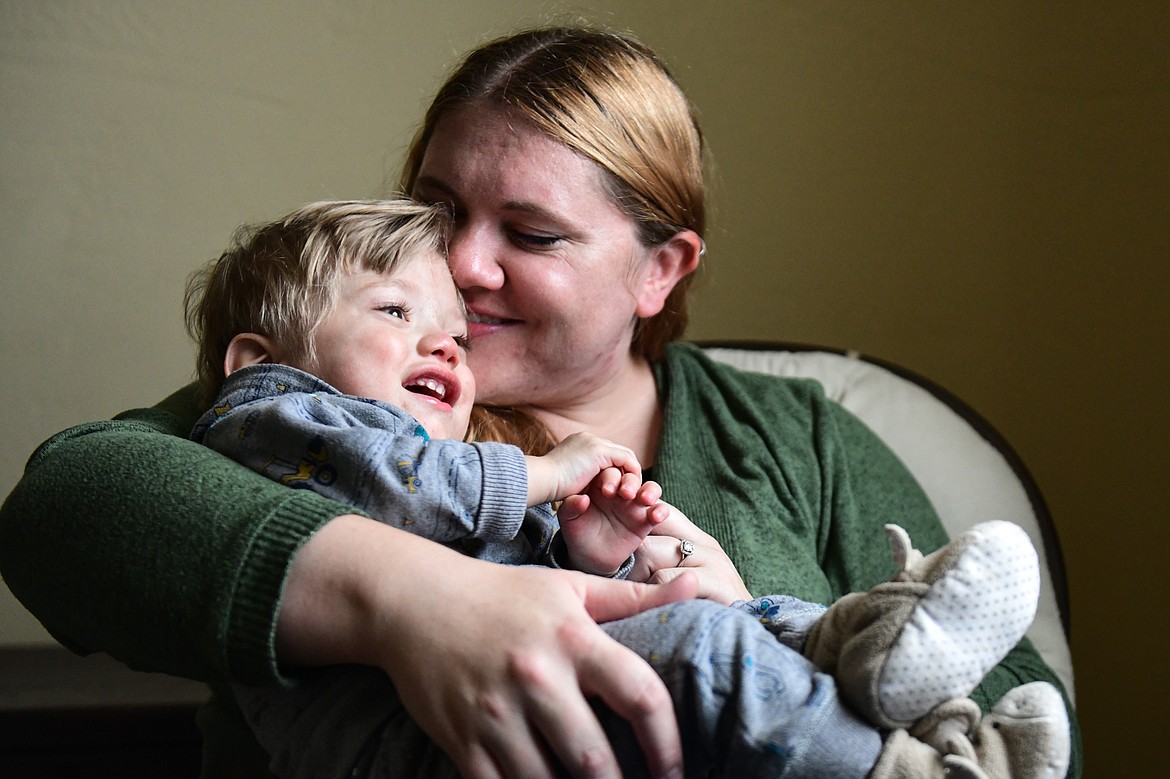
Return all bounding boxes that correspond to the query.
[876,521,1042,725]
[913,682,1071,779]
[804,520,1041,729]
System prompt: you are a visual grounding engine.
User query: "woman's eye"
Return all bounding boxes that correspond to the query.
[510,230,562,249]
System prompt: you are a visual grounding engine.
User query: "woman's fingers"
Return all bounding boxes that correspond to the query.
[632,535,696,575]
[617,469,643,500]
[456,742,507,779]
[577,636,684,779]
[649,564,749,606]
[489,573,695,779]
[632,526,751,605]
[481,651,614,779]
[516,624,628,779]
[579,567,697,623]
[431,567,695,779]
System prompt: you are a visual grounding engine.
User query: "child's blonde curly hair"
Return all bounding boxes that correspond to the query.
[184,199,451,407]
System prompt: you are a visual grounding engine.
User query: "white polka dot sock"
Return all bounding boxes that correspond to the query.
[877,520,1040,723]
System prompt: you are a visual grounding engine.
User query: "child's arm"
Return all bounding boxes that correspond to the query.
[554,469,671,576]
[198,385,530,545]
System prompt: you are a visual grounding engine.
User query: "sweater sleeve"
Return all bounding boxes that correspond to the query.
[0,384,353,687]
[197,388,529,545]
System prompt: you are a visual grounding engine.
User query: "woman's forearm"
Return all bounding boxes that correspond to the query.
[274,514,459,667]
[279,514,695,779]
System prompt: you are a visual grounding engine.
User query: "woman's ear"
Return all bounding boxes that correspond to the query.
[224,333,278,376]
[634,230,703,318]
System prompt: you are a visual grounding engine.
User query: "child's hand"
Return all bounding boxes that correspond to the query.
[525,432,642,506]
[557,468,671,576]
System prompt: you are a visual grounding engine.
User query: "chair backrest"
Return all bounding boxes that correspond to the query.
[697,341,1075,701]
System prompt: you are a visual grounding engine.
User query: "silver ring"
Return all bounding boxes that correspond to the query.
[678,539,695,566]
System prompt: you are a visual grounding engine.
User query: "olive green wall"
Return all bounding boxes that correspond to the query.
[2,1,1166,773]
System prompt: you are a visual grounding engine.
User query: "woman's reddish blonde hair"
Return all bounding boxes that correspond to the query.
[401,26,706,361]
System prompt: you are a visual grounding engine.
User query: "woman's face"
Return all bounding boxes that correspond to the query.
[411,106,659,407]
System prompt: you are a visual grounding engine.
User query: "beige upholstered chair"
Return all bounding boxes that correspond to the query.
[699,341,1074,702]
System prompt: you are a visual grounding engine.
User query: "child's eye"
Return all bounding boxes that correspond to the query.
[378,303,410,320]
[454,334,472,352]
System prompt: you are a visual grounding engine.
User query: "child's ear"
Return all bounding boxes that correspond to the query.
[224,333,278,376]
[634,230,703,318]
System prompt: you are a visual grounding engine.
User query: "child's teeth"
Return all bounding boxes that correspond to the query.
[413,378,445,399]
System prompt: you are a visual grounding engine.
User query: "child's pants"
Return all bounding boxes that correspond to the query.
[237,596,884,779]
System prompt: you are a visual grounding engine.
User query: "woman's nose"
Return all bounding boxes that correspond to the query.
[447,227,505,291]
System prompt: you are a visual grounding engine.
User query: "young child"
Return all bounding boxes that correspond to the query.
[186,199,1070,779]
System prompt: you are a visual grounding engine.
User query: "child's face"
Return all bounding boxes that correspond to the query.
[302,250,475,441]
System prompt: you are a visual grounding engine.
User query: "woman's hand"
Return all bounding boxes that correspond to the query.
[630,504,752,605]
[278,515,696,779]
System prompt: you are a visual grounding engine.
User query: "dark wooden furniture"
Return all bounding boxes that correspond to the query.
[0,646,208,778]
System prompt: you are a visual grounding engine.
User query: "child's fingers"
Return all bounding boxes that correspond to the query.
[646,501,671,526]
[596,466,623,497]
[558,494,590,521]
[635,480,662,506]
[599,440,641,477]
[616,470,644,500]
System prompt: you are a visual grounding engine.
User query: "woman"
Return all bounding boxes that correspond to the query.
[0,25,1080,779]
